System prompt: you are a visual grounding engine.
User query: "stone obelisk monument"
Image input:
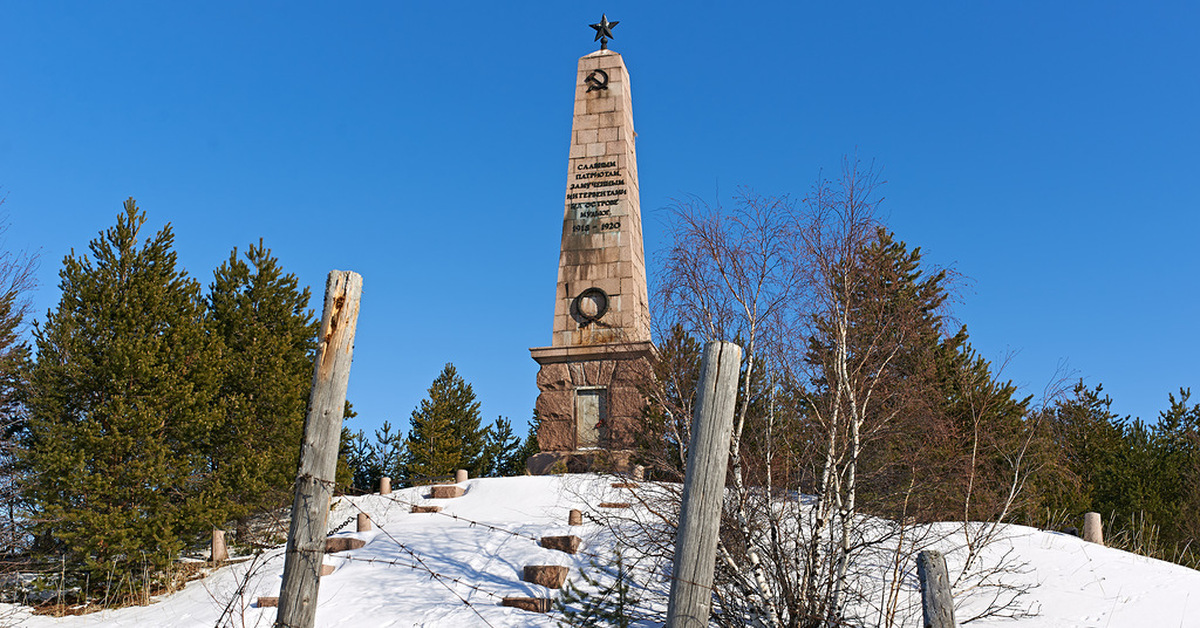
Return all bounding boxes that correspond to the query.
[528,16,655,474]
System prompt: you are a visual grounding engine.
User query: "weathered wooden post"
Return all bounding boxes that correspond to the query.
[455,469,468,483]
[379,476,391,495]
[1083,511,1104,545]
[568,509,583,526]
[356,513,371,533]
[666,341,742,628]
[917,550,956,628]
[276,271,362,628]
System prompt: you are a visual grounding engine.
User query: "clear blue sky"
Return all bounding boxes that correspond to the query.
[2,2,1196,436]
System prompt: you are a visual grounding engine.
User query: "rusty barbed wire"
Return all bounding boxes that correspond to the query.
[316,474,715,596]
[279,471,710,625]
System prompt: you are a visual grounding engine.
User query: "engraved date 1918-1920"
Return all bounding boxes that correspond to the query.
[572,221,621,234]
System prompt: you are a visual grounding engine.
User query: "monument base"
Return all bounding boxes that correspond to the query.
[528,341,655,475]
[525,450,636,475]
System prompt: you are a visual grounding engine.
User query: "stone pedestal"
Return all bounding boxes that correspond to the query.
[528,343,654,474]
[529,48,655,473]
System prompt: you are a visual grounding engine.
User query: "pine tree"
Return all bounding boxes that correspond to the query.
[345,420,407,491]
[1042,382,1127,514]
[511,416,540,475]
[555,550,641,627]
[335,401,358,490]
[207,240,316,517]
[404,363,484,479]
[0,207,37,554]
[480,417,521,477]
[797,228,1031,521]
[1152,389,1200,554]
[25,199,221,588]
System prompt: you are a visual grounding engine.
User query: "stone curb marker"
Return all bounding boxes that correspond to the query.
[502,597,552,613]
[429,485,465,499]
[540,535,582,554]
[325,537,366,553]
[523,565,570,589]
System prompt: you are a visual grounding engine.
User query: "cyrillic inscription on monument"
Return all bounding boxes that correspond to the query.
[568,160,626,234]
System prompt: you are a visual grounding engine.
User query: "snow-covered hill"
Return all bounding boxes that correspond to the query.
[8,475,1200,627]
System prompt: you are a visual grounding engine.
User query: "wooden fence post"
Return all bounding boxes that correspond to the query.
[276,271,363,628]
[917,550,956,628]
[666,341,742,628]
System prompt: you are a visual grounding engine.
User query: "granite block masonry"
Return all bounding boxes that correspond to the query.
[528,47,655,474]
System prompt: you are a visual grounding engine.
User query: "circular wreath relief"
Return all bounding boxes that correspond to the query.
[574,287,609,325]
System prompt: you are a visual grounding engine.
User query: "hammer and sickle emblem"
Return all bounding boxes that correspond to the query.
[585,68,609,92]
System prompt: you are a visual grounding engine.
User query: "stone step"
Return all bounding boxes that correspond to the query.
[523,565,570,588]
[540,535,582,554]
[502,596,552,613]
[429,485,465,499]
[325,537,366,553]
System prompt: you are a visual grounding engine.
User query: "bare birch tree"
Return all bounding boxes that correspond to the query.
[640,158,1039,627]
